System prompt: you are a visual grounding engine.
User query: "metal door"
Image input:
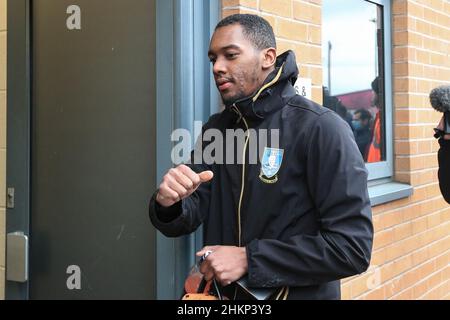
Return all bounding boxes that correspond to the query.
[29,0,156,299]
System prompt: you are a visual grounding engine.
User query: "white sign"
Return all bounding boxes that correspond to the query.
[294,78,312,100]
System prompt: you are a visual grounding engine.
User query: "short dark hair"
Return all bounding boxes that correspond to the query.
[371,76,381,94]
[215,14,276,50]
[355,109,372,121]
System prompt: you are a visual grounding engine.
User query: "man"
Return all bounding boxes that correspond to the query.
[435,116,450,203]
[149,14,373,300]
[352,109,372,161]
[367,77,382,163]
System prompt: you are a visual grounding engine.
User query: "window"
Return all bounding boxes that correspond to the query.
[322,0,393,181]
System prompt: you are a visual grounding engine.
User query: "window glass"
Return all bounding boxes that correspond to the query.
[322,0,386,163]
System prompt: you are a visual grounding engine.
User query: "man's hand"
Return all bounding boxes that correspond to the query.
[437,116,450,140]
[196,246,248,286]
[156,165,213,207]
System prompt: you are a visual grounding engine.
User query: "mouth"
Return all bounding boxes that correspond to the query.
[216,79,233,92]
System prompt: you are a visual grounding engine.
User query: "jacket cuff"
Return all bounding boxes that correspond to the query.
[149,191,183,224]
[246,240,258,286]
[246,240,282,288]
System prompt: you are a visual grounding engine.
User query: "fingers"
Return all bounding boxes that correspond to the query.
[156,173,186,207]
[168,168,193,190]
[203,268,231,285]
[200,265,232,286]
[197,247,229,284]
[178,165,201,186]
[170,166,213,191]
[157,187,179,203]
[156,165,213,207]
[196,246,218,257]
[198,253,217,283]
[197,246,216,280]
[196,246,246,287]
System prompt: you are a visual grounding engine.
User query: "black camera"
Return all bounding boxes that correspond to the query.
[430,86,450,137]
[435,112,450,139]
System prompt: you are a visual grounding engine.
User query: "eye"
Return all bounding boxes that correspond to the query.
[226,53,238,59]
[209,57,216,64]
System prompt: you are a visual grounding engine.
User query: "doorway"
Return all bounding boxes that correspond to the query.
[30,0,156,299]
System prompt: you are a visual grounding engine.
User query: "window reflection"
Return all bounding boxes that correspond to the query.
[322,0,386,163]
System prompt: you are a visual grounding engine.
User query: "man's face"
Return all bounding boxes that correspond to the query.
[208,24,266,106]
[353,112,369,127]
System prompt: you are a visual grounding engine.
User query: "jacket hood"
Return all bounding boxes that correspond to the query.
[269,50,299,87]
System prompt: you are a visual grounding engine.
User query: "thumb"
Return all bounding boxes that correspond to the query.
[198,170,214,183]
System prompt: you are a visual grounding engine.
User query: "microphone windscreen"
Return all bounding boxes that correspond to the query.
[430,85,450,113]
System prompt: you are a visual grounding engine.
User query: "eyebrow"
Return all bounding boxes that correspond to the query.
[208,44,242,57]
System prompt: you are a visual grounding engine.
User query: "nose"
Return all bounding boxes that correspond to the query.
[213,57,227,76]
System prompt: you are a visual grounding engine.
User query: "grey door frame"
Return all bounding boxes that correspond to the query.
[156,0,220,299]
[6,0,31,300]
[6,0,220,300]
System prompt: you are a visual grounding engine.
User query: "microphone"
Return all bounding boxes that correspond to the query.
[430,85,450,113]
[430,85,450,134]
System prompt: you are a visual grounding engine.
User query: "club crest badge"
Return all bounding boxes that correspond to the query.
[259,147,284,184]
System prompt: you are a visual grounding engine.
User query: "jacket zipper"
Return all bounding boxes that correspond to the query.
[228,65,287,299]
[229,65,285,242]
[231,108,289,301]
[231,104,249,247]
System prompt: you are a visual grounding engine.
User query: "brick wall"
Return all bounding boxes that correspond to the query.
[0,0,6,300]
[364,0,450,300]
[221,0,450,300]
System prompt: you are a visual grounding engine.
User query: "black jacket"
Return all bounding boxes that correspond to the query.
[149,51,373,300]
[438,139,450,203]
[354,126,372,161]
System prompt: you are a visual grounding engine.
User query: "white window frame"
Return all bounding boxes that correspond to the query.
[364,0,394,181]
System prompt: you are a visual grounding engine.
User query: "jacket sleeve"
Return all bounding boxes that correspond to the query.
[438,138,450,204]
[148,128,213,238]
[247,111,374,287]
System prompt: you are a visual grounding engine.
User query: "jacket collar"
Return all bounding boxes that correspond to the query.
[226,50,299,121]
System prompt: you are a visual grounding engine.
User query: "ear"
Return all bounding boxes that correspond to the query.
[261,48,277,70]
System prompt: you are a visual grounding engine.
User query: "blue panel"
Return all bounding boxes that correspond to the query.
[208,0,221,116]
[174,0,195,132]
[156,0,176,300]
[172,0,195,298]
[155,0,220,300]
